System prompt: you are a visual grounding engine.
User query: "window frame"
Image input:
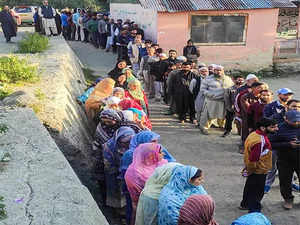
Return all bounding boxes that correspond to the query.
[189,13,249,46]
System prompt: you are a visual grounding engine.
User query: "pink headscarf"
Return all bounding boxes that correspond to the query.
[125,143,168,206]
[178,195,219,225]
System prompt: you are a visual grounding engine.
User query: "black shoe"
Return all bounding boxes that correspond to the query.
[238,205,249,210]
[221,131,231,137]
[164,111,174,116]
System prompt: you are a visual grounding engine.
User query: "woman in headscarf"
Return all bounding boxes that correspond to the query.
[119,99,143,111]
[178,195,218,225]
[113,87,125,100]
[103,127,136,209]
[125,143,168,225]
[125,79,149,116]
[120,131,176,225]
[127,108,152,130]
[231,213,271,225]
[135,162,181,225]
[158,165,207,225]
[108,60,127,81]
[85,78,115,121]
[104,96,121,111]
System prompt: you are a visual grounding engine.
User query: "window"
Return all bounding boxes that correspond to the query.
[14,7,32,13]
[191,15,247,45]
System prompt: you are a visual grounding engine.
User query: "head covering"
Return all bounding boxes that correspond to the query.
[198,62,207,68]
[122,110,134,121]
[177,56,187,63]
[125,143,168,205]
[158,165,207,225]
[246,74,258,81]
[94,109,124,145]
[103,126,136,170]
[277,88,293,95]
[119,99,143,111]
[113,87,125,97]
[108,60,127,81]
[199,67,209,72]
[121,68,136,83]
[286,110,300,122]
[231,213,271,225]
[105,96,121,106]
[85,78,115,119]
[120,131,176,176]
[214,65,224,70]
[143,162,181,199]
[178,195,218,225]
[127,79,144,101]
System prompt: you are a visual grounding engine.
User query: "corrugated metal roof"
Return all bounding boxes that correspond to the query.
[137,0,296,12]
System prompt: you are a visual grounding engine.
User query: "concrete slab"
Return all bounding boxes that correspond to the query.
[0,108,108,225]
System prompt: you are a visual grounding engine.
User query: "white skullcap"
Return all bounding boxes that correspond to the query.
[208,64,216,68]
[214,65,224,70]
[199,67,208,71]
[159,53,167,58]
[176,56,187,62]
[246,74,258,81]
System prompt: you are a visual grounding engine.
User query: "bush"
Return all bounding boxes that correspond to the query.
[18,33,49,54]
[0,56,38,83]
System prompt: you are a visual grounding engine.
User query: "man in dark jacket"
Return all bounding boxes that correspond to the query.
[269,110,300,210]
[0,6,17,42]
[169,61,196,123]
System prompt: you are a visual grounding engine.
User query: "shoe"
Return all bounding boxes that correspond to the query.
[155,98,161,102]
[164,112,174,116]
[199,126,209,135]
[180,120,185,124]
[282,200,293,210]
[238,205,249,210]
[264,185,271,194]
[221,131,231,137]
[292,183,300,192]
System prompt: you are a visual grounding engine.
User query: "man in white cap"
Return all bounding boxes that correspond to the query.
[237,74,258,94]
[199,65,234,134]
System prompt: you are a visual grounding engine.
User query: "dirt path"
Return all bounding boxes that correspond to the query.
[70,42,300,225]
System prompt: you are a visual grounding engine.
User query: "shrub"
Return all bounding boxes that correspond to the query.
[18,33,49,54]
[0,56,38,84]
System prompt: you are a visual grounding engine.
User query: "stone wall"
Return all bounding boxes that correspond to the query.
[0,108,108,225]
[2,36,94,166]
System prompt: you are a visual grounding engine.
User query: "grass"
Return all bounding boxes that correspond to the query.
[0,85,13,100]
[28,103,43,115]
[0,124,8,135]
[34,89,46,101]
[0,196,7,220]
[82,67,97,87]
[18,32,49,54]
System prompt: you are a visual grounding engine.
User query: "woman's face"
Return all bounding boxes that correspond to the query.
[118,61,127,69]
[101,118,116,126]
[189,174,204,186]
[113,91,124,99]
[118,75,126,84]
[125,70,131,78]
[129,83,138,91]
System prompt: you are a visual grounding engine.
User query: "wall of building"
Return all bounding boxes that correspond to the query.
[157,8,279,71]
[110,3,158,42]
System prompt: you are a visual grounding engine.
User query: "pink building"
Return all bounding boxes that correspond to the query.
[110,0,296,71]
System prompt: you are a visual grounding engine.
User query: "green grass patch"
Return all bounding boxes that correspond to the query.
[18,32,49,54]
[82,67,97,87]
[0,196,7,220]
[34,89,46,101]
[0,85,13,100]
[28,103,43,115]
[0,56,39,84]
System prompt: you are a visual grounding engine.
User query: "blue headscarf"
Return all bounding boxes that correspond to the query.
[231,213,271,225]
[158,165,207,225]
[103,127,136,170]
[120,131,176,175]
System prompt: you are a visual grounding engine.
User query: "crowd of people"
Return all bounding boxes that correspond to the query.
[0,5,21,42]
[1,1,299,224]
[69,6,300,225]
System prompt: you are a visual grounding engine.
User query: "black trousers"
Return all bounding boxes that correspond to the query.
[278,159,300,201]
[240,173,266,212]
[77,25,81,41]
[175,92,195,121]
[83,28,89,42]
[224,110,235,132]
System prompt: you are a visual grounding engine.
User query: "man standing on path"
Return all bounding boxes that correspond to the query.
[0,6,17,43]
[240,118,278,212]
[263,88,294,193]
[269,110,300,209]
[199,65,234,135]
[39,0,57,36]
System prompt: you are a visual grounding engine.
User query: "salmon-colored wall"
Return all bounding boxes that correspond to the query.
[157,9,279,71]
